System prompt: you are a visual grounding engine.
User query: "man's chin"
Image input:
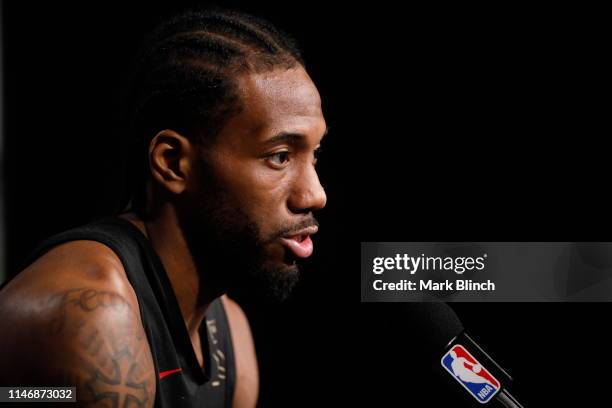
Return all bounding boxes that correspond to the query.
[278,258,300,274]
[249,259,301,303]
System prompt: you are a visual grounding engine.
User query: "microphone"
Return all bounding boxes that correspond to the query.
[404,302,524,407]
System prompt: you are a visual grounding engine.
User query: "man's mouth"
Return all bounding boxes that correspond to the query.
[279,225,318,259]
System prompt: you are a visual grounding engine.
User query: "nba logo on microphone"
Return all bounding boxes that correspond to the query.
[441,344,500,403]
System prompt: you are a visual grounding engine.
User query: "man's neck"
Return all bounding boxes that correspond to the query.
[120,209,222,336]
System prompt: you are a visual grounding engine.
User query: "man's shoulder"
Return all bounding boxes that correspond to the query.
[0,241,156,405]
[0,237,142,339]
[1,239,135,308]
[0,239,139,328]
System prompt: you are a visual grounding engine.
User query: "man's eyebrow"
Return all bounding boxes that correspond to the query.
[263,127,329,145]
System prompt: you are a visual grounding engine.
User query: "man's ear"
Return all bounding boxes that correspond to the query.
[148,129,194,195]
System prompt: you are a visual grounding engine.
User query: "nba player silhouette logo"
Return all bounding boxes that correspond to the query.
[441,344,501,403]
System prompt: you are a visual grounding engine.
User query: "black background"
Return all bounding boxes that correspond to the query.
[2,1,609,406]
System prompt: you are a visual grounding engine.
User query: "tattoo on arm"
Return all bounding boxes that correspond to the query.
[47,288,155,407]
[49,288,129,335]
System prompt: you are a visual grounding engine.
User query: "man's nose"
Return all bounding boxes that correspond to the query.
[287,165,327,213]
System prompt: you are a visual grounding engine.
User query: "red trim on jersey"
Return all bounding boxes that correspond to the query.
[159,368,183,379]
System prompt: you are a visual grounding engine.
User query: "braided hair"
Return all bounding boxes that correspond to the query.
[121,8,305,215]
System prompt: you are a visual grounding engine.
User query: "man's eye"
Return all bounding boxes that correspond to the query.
[267,151,290,167]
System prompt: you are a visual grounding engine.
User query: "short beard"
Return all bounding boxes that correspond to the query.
[250,259,300,302]
[176,179,301,302]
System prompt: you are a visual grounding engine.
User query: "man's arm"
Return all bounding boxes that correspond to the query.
[0,242,156,407]
[221,295,258,408]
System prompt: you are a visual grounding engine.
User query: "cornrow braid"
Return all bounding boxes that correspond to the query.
[120,8,304,215]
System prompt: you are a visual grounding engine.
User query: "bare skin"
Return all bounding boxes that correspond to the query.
[0,65,326,407]
[0,240,156,407]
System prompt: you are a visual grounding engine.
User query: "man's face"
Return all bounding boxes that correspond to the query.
[179,66,327,300]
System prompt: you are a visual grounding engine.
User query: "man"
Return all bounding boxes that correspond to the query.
[0,8,327,408]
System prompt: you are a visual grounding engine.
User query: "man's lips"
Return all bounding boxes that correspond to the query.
[279,225,318,259]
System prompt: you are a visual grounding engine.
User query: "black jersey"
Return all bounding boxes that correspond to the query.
[19,217,236,407]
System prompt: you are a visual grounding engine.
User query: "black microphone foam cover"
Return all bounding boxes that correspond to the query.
[403,302,464,352]
[379,302,463,354]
